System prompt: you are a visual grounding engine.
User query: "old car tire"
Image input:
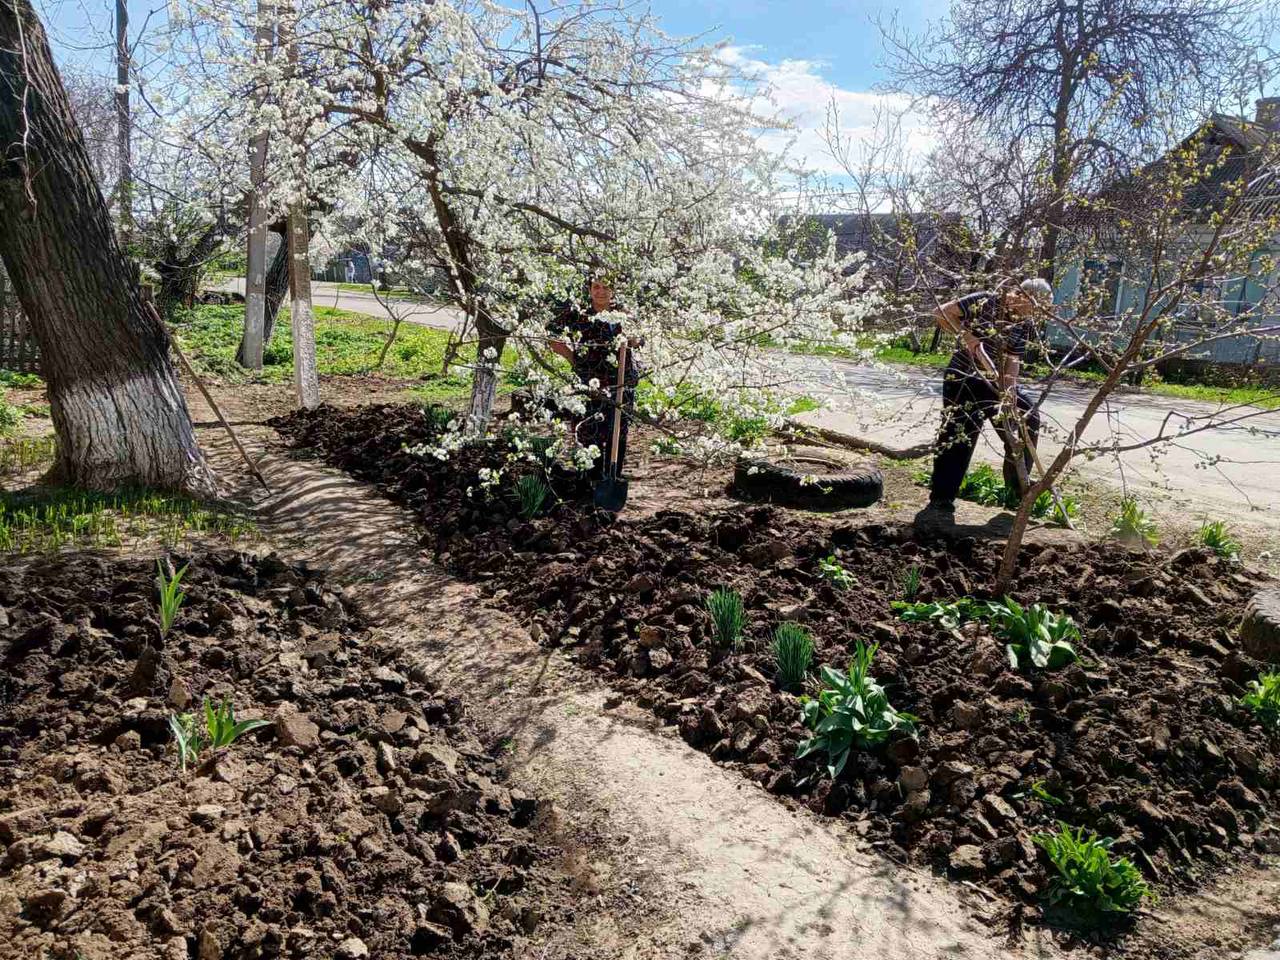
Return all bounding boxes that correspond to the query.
[733,445,883,510]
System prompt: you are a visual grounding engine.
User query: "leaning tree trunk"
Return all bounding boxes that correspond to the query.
[0,0,206,491]
[235,228,288,365]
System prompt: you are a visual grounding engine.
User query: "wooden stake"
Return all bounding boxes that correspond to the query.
[146,302,272,495]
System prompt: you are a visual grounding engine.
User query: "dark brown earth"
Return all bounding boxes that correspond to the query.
[273,402,1280,933]
[0,550,571,960]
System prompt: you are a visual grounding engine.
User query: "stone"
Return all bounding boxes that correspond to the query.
[197,926,223,960]
[436,832,463,863]
[981,795,1017,826]
[932,760,974,786]
[637,625,665,649]
[898,766,929,794]
[113,730,142,751]
[335,938,369,959]
[1241,589,1280,662]
[950,701,983,730]
[430,881,490,936]
[949,844,984,875]
[167,677,192,711]
[42,831,85,862]
[22,888,67,924]
[648,648,673,672]
[191,805,226,827]
[275,710,320,749]
[376,742,398,775]
[413,740,460,775]
[900,789,931,822]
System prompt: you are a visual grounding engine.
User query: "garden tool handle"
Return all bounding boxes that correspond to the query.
[608,342,628,473]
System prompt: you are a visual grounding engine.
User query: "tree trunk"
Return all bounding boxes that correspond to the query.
[0,0,206,491]
[287,204,319,408]
[113,0,130,244]
[155,215,226,313]
[235,227,287,365]
[464,308,506,435]
[239,0,276,370]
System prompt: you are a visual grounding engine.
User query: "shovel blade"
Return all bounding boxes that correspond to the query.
[593,475,629,513]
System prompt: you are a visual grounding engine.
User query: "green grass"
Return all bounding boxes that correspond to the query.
[0,487,255,554]
[173,305,514,402]
[637,380,821,446]
[0,434,57,477]
[0,370,43,389]
[332,282,424,300]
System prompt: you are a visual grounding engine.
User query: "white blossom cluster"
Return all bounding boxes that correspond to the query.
[148,0,883,470]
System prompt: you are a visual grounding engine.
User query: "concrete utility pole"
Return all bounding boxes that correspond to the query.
[282,0,318,408]
[239,0,275,370]
[114,0,131,243]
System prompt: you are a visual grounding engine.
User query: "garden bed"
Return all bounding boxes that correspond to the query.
[273,403,1280,929]
[0,549,570,959]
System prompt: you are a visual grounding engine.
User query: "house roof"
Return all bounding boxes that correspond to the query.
[781,212,966,261]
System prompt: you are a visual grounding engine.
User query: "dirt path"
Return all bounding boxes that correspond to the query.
[185,416,1039,959]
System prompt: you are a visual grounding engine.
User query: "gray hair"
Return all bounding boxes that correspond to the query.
[1019,277,1053,303]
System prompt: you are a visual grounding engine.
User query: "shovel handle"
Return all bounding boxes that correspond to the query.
[606,342,628,474]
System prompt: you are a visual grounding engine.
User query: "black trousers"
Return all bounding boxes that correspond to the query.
[930,359,1041,506]
[577,387,634,480]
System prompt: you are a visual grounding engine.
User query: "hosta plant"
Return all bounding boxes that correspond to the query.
[705,587,746,650]
[1033,823,1155,922]
[891,597,991,632]
[1109,497,1159,547]
[170,697,271,774]
[1197,519,1240,560]
[988,598,1080,671]
[1241,672,1280,730]
[817,554,855,590]
[772,622,814,690]
[156,559,189,639]
[796,641,917,778]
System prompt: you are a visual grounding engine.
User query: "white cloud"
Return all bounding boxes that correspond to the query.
[719,45,934,177]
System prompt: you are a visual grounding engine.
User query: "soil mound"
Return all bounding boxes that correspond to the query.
[0,551,567,960]
[273,403,1280,921]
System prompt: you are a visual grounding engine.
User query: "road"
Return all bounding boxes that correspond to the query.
[224,279,1280,534]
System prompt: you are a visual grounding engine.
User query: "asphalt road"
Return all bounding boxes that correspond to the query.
[224,279,1280,533]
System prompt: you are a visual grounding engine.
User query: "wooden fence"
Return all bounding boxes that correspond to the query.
[0,269,39,374]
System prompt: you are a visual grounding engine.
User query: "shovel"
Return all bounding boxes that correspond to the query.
[593,342,629,512]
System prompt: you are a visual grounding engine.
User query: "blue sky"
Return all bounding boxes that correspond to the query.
[646,0,950,92]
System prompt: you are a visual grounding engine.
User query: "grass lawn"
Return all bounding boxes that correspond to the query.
[860,341,1280,410]
[332,282,426,301]
[172,304,518,404]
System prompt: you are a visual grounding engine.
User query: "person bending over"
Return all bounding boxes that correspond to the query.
[916,277,1053,529]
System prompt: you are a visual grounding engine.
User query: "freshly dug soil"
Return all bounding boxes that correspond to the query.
[273,403,1280,924]
[0,550,568,960]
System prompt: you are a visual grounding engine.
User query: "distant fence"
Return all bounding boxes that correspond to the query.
[0,268,39,374]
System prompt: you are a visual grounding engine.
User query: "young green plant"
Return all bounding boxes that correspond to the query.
[514,474,550,519]
[796,640,917,778]
[1032,822,1155,922]
[156,559,189,639]
[900,564,922,601]
[1196,519,1240,560]
[817,554,855,590]
[705,587,746,650]
[1109,497,1159,547]
[772,622,814,690]
[987,598,1080,671]
[169,697,271,774]
[1241,672,1280,730]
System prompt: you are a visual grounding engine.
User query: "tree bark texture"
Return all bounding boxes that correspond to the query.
[239,0,276,370]
[235,227,287,365]
[0,0,206,490]
[287,204,319,408]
